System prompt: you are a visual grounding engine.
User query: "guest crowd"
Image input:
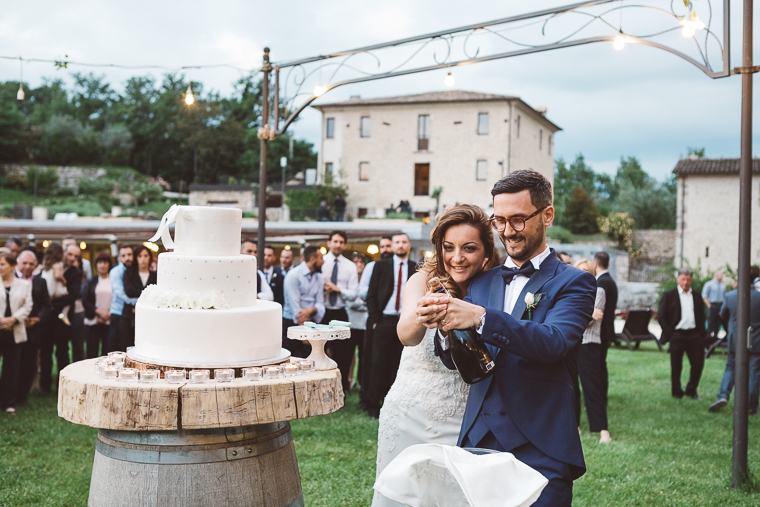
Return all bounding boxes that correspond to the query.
[1,229,759,429]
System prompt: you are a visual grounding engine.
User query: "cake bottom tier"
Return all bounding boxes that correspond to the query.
[133,300,282,364]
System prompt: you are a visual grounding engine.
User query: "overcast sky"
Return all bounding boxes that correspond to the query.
[2,0,758,180]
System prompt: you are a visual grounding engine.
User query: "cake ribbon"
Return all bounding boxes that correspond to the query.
[148,204,182,249]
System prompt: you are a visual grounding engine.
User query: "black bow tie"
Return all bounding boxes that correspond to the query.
[501,263,536,285]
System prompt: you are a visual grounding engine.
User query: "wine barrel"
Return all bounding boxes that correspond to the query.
[88,422,304,507]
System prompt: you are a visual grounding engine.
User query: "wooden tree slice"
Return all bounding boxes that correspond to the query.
[58,359,344,431]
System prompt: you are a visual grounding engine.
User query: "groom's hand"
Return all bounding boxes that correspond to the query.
[439,299,485,333]
[415,289,448,329]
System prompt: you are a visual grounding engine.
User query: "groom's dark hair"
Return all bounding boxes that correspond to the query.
[491,170,552,209]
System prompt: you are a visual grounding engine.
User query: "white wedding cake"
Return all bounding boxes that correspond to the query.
[131,205,284,365]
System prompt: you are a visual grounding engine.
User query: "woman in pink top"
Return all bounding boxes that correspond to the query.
[82,253,113,358]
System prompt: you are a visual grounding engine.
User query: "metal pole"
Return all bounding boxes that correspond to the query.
[258,48,270,271]
[733,0,752,488]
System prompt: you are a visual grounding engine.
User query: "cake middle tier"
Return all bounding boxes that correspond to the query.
[133,300,283,365]
[157,252,258,308]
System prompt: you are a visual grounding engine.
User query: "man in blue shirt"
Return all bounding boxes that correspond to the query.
[107,245,133,353]
[282,245,325,357]
[702,271,727,340]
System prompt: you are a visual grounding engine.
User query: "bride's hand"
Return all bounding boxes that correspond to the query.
[415,289,449,329]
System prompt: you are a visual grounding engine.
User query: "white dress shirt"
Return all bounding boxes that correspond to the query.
[383,255,410,316]
[263,266,274,283]
[358,261,375,301]
[595,269,609,280]
[675,286,696,330]
[322,252,359,310]
[257,270,274,301]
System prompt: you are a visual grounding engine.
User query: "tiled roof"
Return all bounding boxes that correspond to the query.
[673,157,760,175]
[313,90,517,108]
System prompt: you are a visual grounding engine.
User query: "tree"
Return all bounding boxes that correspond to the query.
[554,154,605,229]
[564,186,600,234]
[615,156,651,191]
[687,146,705,157]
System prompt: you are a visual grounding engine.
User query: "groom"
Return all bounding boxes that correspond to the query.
[424,170,596,506]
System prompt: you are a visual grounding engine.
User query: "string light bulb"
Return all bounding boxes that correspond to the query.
[17,58,24,101]
[184,83,195,105]
[313,85,326,97]
[444,72,455,87]
[79,241,87,250]
[367,244,379,255]
[17,83,25,101]
[613,34,627,50]
[680,13,705,38]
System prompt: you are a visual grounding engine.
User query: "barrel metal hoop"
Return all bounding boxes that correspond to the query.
[96,425,293,465]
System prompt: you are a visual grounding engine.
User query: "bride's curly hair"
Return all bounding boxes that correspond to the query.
[420,204,500,299]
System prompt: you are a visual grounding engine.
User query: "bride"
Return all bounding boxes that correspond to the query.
[373,204,499,506]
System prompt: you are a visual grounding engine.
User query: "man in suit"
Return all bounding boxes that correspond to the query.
[240,240,274,301]
[594,251,618,406]
[15,249,51,404]
[421,170,596,506]
[263,245,286,306]
[365,232,416,418]
[658,268,707,400]
[709,265,760,414]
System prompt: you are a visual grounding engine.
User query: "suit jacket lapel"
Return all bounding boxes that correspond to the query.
[486,273,506,358]
[511,252,561,324]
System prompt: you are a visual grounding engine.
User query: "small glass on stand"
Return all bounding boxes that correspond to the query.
[286,321,352,370]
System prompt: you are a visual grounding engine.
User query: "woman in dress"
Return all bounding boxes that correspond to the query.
[119,245,156,349]
[573,258,611,444]
[373,205,499,506]
[82,252,113,358]
[0,250,33,414]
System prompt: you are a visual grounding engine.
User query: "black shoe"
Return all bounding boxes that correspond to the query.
[709,398,728,413]
[687,393,702,401]
[366,408,380,419]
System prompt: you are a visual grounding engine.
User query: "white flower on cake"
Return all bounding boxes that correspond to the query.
[139,285,230,310]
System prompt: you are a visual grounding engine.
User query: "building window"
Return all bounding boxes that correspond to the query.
[418,114,430,150]
[360,116,371,138]
[516,115,521,138]
[477,113,489,135]
[414,163,430,196]
[548,133,552,154]
[358,207,368,218]
[359,162,370,181]
[325,162,333,179]
[326,118,335,139]
[476,160,488,181]
[539,129,543,150]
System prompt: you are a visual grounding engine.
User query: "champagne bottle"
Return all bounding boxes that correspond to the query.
[429,277,495,384]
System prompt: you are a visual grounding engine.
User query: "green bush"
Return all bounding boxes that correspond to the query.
[46,201,106,218]
[25,167,60,195]
[547,225,574,244]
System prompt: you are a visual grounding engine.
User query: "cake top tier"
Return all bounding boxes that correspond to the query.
[149,205,242,257]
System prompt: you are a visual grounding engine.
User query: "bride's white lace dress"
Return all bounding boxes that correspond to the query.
[372,328,470,507]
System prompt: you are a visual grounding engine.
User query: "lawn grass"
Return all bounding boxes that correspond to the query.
[1,343,758,506]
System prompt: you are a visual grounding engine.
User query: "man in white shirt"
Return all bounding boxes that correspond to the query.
[658,268,707,399]
[365,233,416,418]
[321,231,359,392]
[357,235,393,301]
[240,239,274,301]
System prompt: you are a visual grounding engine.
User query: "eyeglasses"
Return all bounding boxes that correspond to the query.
[488,207,546,232]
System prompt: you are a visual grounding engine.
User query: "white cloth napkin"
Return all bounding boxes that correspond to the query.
[373,444,548,507]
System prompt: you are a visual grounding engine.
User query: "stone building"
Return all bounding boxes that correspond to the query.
[673,158,760,272]
[188,185,255,211]
[312,90,560,218]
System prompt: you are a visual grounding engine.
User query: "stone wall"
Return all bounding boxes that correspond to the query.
[633,229,676,264]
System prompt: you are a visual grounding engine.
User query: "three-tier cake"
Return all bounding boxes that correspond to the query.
[129,205,285,366]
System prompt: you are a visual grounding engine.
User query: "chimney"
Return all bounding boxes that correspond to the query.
[536,106,547,116]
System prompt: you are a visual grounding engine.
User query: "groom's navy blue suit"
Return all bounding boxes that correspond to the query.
[436,250,595,505]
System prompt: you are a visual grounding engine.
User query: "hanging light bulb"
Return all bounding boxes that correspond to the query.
[17,82,25,101]
[444,72,455,87]
[313,85,326,97]
[613,34,627,50]
[680,13,705,38]
[185,83,195,105]
[17,58,24,101]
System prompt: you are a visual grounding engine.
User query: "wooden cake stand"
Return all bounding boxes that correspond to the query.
[58,358,343,507]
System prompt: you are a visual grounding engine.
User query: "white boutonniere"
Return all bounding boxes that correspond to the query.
[525,292,543,320]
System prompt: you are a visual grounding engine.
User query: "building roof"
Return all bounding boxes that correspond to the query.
[673,157,760,176]
[188,184,253,191]
[312,90,561,131]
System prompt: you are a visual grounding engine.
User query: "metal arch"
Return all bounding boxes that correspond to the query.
[276,34,729,135]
